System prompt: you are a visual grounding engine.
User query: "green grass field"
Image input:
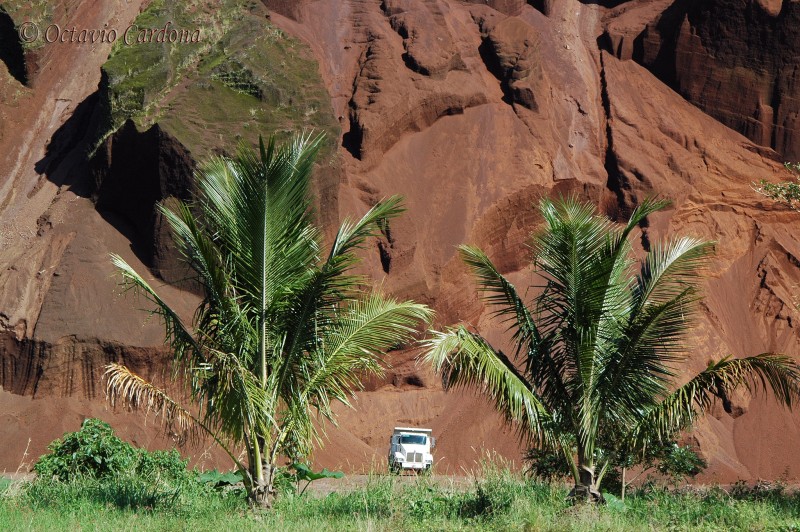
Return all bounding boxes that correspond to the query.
[4,469,800,531]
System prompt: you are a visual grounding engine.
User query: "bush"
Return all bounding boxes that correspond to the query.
[523,448,571,483]
[34,418,190,484]
[33,419,141,482]
[28,418,211,512]
[656,443,707,481]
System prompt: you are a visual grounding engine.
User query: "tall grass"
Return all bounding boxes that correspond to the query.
[4,463,800,531]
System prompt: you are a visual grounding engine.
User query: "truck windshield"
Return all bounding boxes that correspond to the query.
[399,435,427,445]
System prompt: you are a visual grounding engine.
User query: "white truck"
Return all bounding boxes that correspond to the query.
[388,427,435,473]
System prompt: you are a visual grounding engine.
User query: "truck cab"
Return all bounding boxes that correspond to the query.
[388,427,435,473]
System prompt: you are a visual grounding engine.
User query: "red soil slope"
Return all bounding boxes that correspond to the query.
[1,0,799,482]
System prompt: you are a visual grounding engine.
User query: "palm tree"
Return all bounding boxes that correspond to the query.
[105,133,433,508]
[424,197,800,503]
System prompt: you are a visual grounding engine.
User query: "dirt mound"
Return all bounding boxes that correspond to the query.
[1,0,800,483]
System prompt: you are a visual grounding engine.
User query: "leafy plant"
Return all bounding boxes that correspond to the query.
[755,162,800,210]
[523,447,571,483]
[105,132,433,508]
[198,469,244,490]
[424,197,800,504]
[656,443,706,479]
[135,448,191,482]
[33,419,141,482]
[29,419,197,511]
[599,439,706,499]
[290,463,344,496]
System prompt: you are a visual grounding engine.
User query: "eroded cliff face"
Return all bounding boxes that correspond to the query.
[606,0,800,161]
[1,0,800,480]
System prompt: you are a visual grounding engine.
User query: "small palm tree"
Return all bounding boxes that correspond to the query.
[425,197,800,502]
[105,133,432,507]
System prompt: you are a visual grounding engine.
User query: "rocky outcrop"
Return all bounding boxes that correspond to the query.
[0,333,168,398]
[260,0,310,20]
[479,16,548,111]
[0,8,27,86]
[618,0,800,160]
[342,2,490,164]
[464,0,526,16]
[383,0,467,76]
[92,121,196,287]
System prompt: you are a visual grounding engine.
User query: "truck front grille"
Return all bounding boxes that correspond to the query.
[406,452,423,463]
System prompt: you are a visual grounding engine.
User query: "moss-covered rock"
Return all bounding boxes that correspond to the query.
[98,0,337,159]
[0,0,53,52]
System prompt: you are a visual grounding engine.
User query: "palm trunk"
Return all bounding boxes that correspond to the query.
[251,463,277,509]
[248,438,277,508]
[568,451,605,504]
[621,466,626,501]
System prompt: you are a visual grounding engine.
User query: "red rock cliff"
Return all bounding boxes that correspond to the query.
[0,0,799,482]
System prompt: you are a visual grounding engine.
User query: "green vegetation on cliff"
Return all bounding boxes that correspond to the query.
[99,0,337,158]
[0,1,53,51]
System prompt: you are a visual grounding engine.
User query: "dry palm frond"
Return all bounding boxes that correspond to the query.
[105,363,199,444]
[104,363,247,472]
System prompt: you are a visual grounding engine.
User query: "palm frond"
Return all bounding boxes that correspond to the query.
[104,363,247,472]
[632,353,800,444]
[619,197,671,241]
[325,195,406,272]
[104,362,198,441]
[110,254,204,368]
[635,236,714,309]
[197,347,278,446]
[269,295,432,461]
[210,133,323,309]
[593,235,714,430]
[458,244,572,414]
[423,326,552,444]
[192,134,324,388]
[305,295,433,409]
[275,196,408,398]
[459,245,542,352]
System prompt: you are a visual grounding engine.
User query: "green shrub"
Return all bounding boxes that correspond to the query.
[135,448,190,482]
[524,447,571,483]
[33,419,141,481]
[34,418,190,484]
[656,443,707,480]
[27,418,209,512]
